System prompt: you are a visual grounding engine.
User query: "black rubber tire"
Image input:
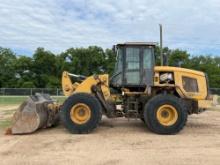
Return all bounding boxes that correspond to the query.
[60,93,102,134]
[144,94,188,135]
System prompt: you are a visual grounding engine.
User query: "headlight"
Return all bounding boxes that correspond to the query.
[160,73,173,82]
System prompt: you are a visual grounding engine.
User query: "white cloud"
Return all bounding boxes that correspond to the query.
[0,0,220,55]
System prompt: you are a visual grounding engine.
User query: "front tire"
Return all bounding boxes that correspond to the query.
[60,93,102,134]
[144,94,188,134]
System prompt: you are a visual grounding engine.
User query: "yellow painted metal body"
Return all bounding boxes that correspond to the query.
[154,66,208,100]
[62,71,78,96]
[62,71,110,99]
[154,66,212,109]
[198,100,213,109]
[62,65,212,110]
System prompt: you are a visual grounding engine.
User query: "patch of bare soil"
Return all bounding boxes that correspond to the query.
[0,106,220,165]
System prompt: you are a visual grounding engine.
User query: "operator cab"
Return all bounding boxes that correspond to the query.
[110,42,157,90]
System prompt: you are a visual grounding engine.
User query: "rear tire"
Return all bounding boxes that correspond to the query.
[60,93,102,134]
[144,94,187,134]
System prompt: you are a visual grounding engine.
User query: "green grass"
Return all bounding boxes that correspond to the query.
[0,96,67,105]
[2,109,16,115]
[0,119,11,128]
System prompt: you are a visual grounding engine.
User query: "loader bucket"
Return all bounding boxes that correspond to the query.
[7,93,60,135]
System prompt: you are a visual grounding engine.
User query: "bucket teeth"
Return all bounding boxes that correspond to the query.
[8,93,60,135]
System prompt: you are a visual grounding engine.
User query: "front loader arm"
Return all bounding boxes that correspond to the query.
[62,71,111,99]
[62,71,80,96]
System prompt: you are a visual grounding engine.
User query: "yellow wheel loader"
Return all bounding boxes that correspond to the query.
[8,42,213,135]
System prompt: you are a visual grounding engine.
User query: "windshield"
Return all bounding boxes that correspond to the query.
[111,46,154,87]
[115,48,123,73]
[110,47,123,85]
[143,48,154,69]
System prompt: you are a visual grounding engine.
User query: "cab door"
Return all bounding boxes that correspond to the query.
[141,47,154,86]
[124,47,154,86]
[124,47,141,85]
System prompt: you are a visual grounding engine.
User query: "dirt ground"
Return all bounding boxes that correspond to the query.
[0,106,220,165]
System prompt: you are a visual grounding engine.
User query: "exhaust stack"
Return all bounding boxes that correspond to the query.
[159,24,163,66]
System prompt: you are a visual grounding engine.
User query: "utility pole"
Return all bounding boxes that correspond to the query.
[159,24,163,66]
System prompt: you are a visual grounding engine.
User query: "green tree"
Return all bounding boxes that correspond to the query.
[61,46,106,76]
[0,47,17,87]
[103,48,116,75]
[1,45,220,89]
[14,56,35,87]
[154,46,171,65]
[32,48,57,87]
[186,56,220,88]
[168,49,190,67]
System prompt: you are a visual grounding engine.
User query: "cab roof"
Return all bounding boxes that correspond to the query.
[117,42,158,47]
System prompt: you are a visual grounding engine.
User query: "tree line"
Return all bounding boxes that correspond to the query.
[0,46,220,88]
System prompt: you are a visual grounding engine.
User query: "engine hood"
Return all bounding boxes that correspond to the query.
[154,66,205,77]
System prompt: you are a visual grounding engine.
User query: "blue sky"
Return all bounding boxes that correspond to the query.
[0,0,220,56]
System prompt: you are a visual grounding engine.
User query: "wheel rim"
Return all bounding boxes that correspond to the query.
[156,104,178,126]
[70,103,91,124]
